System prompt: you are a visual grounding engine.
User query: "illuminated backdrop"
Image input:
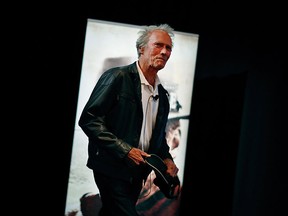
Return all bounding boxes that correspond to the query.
[65,19,199,216]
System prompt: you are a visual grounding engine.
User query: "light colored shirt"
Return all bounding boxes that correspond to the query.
[137,61,160,152]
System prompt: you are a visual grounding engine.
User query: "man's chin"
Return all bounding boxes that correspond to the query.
[155,63,165,70]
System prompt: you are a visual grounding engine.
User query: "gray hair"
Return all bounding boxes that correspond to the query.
[136,24,175,58]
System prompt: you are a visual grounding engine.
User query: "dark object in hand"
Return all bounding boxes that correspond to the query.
[145,154,180,199]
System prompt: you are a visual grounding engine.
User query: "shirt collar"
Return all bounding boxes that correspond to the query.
[136,61,161,87]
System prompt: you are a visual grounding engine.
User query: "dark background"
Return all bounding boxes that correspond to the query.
[17,3,286,216]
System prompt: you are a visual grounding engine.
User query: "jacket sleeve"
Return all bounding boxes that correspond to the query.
[78,70,132,159]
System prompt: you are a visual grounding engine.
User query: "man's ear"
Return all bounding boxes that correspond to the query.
[139,47,144,55]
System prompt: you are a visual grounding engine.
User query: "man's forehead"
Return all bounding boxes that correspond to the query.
[149,31,172,44]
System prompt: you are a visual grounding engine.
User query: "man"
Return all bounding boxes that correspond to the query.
[78,23,179,216]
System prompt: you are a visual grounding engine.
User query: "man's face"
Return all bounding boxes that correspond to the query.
[143,30,172,70]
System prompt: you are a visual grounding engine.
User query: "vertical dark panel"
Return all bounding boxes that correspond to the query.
[180,73,247,216]
[232,38,287,216]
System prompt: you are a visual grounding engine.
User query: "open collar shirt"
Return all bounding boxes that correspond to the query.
[136,61,160,152]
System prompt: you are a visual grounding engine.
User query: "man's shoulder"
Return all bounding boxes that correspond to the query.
[107,61,138,77]
[118,61,137,72]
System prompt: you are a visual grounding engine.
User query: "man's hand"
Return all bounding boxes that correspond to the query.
[127,148,150,165]
[163,158,179,177]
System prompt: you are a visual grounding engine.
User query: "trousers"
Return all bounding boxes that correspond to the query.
[93,170,143,216]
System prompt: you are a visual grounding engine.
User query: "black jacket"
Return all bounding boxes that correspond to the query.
[78,61,173,182]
